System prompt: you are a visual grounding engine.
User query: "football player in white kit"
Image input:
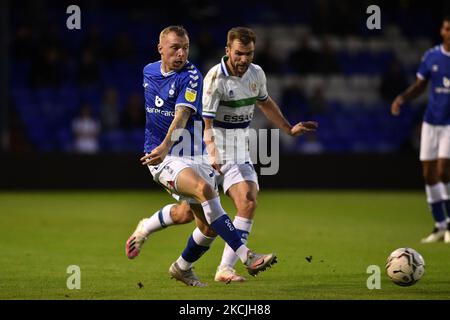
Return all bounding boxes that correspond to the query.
[202,27,317,282]
[391,16,450,243]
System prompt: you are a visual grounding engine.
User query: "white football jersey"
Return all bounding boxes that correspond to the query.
[202,56,269,162]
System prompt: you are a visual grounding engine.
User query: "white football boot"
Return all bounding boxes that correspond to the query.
[169,262,207,287]
[421,227,445,243]
[244,251,277,276]
[125,219,149,259]
[214,266,246,283]
[445,222,450,244]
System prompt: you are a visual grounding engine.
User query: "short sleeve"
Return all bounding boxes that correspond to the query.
[175,70,203,114]
[143,64,151,89]
[417,51,431,80]
[257,68,269,102]
[202,67,222,119]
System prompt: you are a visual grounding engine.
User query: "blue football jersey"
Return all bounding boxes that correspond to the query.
[417,45,450,125]
[143,60,204,156]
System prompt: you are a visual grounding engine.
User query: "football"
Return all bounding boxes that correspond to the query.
[385,248,425,286]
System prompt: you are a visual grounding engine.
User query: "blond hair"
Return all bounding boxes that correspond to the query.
[159,25,189,43]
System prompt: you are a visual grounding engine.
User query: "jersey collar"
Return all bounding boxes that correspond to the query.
[220,56,230,77]
[160,60,191,77]
[440,45,450,57]
[220,56,251,78]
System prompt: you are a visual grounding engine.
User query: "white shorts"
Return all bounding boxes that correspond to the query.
[217,162,259,194]
[148,155,217,204]
[420,122,450,161]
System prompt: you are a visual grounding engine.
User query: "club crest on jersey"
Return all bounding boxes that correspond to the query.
[444,77,450,88]
[155,95,164,107]
[169,82,175,98]
[250,82,258,93]
[185,88,197,102]
[432,65,439,72]
[229,90,235,99]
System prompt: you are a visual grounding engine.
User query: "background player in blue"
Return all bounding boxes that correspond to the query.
[125,26,277,286]
[391,16,450,243]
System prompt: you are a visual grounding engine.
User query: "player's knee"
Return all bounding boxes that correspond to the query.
[423,170,438,185]
[172,203,194,224]
[178,209,194,224]
[196,180,217,200]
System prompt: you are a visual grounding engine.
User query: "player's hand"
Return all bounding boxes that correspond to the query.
[204,136,223,174]
[391,95,404,116]
[206,151,223,175]
[140,145,169,166]
[290,121,319,137]
[210,160,223,175]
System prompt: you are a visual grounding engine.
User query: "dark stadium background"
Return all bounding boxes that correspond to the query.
[1,0,450,190]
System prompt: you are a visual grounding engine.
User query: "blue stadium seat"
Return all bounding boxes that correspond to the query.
[125,129,144,152]
[100,130,127,152]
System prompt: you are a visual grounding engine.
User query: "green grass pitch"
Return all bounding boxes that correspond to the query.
[1,190,450,300]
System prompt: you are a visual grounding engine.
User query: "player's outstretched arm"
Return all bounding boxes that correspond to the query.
[391,78,427,116]
[141,105,192,166]
[256,96,318,137]
[256,96,293,134]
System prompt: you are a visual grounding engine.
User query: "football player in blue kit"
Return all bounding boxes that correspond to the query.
[391,16,450,243]
[125,26,276,286]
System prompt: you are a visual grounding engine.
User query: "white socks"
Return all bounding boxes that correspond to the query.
[425,183,444,203]
[426,183,450,229]
[177,228,216,270]
[176,256,192,271]
[219,216,254,268]
[442,182,450,225]
[142,204,175,235]
[441,182,450,201]
[201,197,226,224]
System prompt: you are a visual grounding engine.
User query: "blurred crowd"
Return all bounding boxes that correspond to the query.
[6,0,449,154]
